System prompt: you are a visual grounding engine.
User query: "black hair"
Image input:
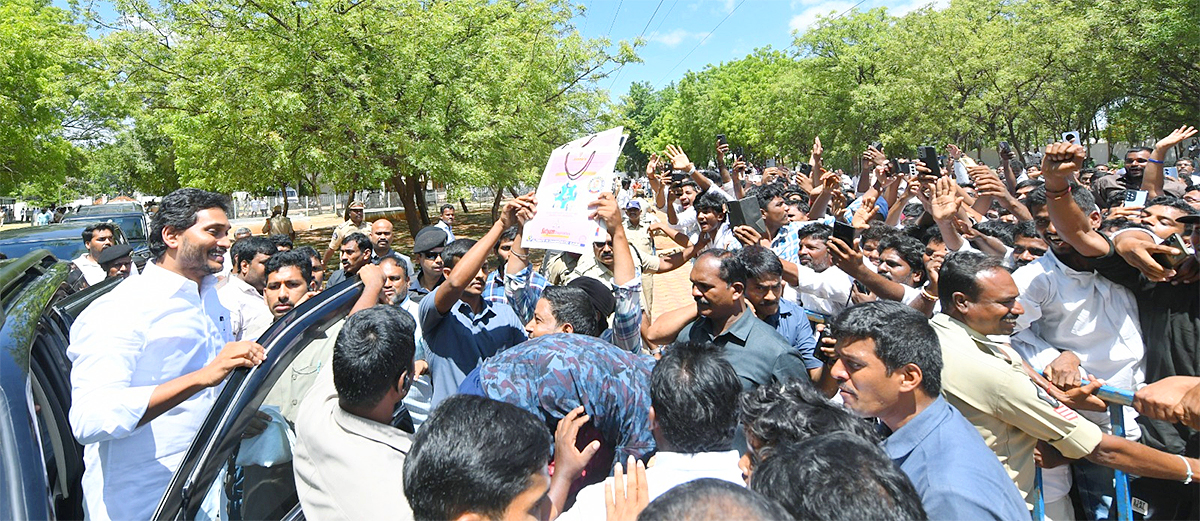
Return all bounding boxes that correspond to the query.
[264,249,313,284]
[903,202,925,219]
[341,232,372,254]
[295,245,320,262]
[652,342,741,452]
[1125,146,1154,156]
[859,223,897,247]
[333,305,417,409]
[621,178,631,188]
[736,245,783,279]
[738,381,877,466]
[937,250,1008,303]
[377,254,411,279]
[269,234,293,249]
[831,301,942,396]
[439,204,455,214]
[747,181,787,210]
[698,169,723,188]
[148,188,232,259]
[696,248,745,285]
[750,433,927,521]
[693,190,727,215]
[404,395,551,521]
[1015,179,1044,193]
[1146,195,1199,218]
[639,478,791,521]
[82,222,116,244]
[973,219,1016,247]
[541,285,605,337]
[677,179,701,193]
[440,238,476,270]
[796,222,832,242]
[877,234,926,278]
[231,236,276,272]
[496,225,520,253]
[1026,183,1097,214]
[921,225,943,246]
[1013,220,1040,240]
[1105,192,1127,210]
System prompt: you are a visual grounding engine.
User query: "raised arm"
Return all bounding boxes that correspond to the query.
[645,155,667,210]
[433,192,533,314]
[1144,126,1198,197]
[1041,142,1110,257]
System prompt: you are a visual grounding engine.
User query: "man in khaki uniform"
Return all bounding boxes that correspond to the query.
[931,250,1199,515]
[322,201,371,266]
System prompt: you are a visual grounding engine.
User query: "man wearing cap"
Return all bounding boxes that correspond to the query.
[96,244,135,281]
[409,226,448,303]
[73,222,133,285]
[323,201,371,267]
[262,205,295,241]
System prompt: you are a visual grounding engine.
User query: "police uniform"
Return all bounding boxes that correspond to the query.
[328,220,371,251]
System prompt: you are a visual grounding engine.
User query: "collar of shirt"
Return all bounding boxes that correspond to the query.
[73,253,99,268]
[764,299,800,328]
[882,396,952,460]
[696,306,756,345]
[331,405,412,453]
[931,313,1014,362]
[650,450,742,475]
[455,299,498,324]
[143,260,222,300]
[225,273,261,298]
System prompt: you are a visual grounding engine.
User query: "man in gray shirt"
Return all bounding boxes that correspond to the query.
[675,249,805,390]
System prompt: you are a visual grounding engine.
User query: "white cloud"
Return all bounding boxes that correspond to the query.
[789,1,855,33]
[649,28,713,47]
[888,0,950,17]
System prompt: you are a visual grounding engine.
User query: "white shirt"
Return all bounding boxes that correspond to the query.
[661,201,700,241]
[435,219,456,242]
[72,253,140,285]
[698,222,742,253]
[1011,250,1144,437]
[794,264,854,318]
[67,262,233,521]
[558,450,744,521]
[218,274,274,342]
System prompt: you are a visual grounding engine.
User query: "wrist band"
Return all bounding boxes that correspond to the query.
[1147,158,1164,164]
[920,288,939,302]
[511,251,529,261]
[1181,455,1194,485]
[1046,184,1072,200]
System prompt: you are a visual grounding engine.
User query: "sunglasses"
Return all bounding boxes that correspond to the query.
[593,240,614,248]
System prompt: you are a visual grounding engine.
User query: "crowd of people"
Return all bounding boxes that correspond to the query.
[61,126,1200,521]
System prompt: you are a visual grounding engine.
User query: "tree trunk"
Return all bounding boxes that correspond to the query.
[411,174,431,224]
[491,184,505,222]
[281,182,290,216]
[343,191,354,221]
[392,172,424,237]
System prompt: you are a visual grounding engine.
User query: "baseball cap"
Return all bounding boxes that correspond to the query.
[566,276,616,318]
[96,244,133,266]
[348,201,365,210]
[413,226,449,254]
[625,200,641,210]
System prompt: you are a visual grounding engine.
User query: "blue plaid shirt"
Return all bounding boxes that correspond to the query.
[483,268,546,324]
[505,267,643,353]
[770,221,805,266]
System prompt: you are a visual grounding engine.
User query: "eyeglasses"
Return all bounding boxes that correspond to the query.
[593,240,614,248]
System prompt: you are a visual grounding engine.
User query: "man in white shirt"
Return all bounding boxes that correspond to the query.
[71,222,117,285]
[557,341,745,520]
[293,305,418,521]
[67,188,265,521]
[435,204,457,242]
[218,235,276,342]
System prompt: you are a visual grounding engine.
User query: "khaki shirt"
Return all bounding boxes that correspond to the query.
[930,313,1103,509]
[328,220,371,251]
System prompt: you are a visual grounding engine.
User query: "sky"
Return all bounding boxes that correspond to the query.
[573,0,942,101]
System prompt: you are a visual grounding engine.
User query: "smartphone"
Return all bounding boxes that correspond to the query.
[1152,233,1189,269]
[716,134,727,146]
[798,162,813,175]
[832,220,856,246]
[814,326,831,364]
[999,141,1011,154]
[1164,166,1179,178]
[852,280,869,294]
[918,146,941,177]
[1123,189,1148,208]
[671,171,687,184]
[1062,131,1080,145]
[735,146,744,158]
[890,158,901,175]
[765,158,777,169]
[870,141,883,151]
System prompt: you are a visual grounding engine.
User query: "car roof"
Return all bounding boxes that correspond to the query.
[68,203,144,217]
[0,223,129,262]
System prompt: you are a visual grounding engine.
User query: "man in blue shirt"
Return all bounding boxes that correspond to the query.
[828,300,1027,521]
[736,245,820,381]
[418,195,533,409]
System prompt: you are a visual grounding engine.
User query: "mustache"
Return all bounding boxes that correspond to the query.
[694,296,712,306]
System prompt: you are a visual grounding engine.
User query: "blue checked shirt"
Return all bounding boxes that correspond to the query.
[505,267,643,353]
[770,221,805,266]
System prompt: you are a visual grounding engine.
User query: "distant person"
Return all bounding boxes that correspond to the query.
[323,200,370,266]
[67,188,265,521]
[408,226,448,303]
[72,223,118,285]
[435,203,456,242]
[262,205,295,241]
[96,244,135,281]
[218,236,276,341]
[369,218,415,278]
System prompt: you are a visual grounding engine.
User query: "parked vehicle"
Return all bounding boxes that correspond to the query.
[0,223,132,262]
[1,249,363,520]
[61,206,151,255]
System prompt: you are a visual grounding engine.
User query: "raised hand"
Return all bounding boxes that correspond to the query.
[501,192,538,228]
[1154,125,1198,151]
[588,192,622,231]
[947,143,963,160]
[812,136,823,160]
[645,154,660,177]
[605,456,648,521]
[927,176,963,222]
[715,141,730,166]
[851,196,879,229]
[665,144,694,173]
[1040,142,1086,181]
[553,406,601,484]
[862,146,887,167]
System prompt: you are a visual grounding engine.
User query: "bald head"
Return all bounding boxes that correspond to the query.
[371,219,394,255]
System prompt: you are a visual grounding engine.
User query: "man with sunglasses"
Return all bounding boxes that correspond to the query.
[322,200,372,267]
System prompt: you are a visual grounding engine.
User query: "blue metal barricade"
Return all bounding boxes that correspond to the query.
[1032,382,1135,521]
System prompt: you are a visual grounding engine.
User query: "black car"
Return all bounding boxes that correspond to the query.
[0,223,133,262]
[66,202,144,217]
[2,249,362,520]
[61,208,151,255]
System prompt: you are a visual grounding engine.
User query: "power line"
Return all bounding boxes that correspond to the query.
[605,0,624,37]
[651,0,680,37]
[654,0,747,86]
[606,0,667,93]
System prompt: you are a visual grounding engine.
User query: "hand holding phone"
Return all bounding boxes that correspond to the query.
[918,146,941,177]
